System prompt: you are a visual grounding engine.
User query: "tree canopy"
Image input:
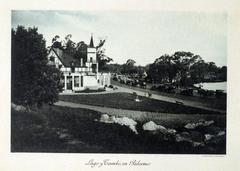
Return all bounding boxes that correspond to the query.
[12,26,63,107]
[147,51,227,85]
[51,34,112,71]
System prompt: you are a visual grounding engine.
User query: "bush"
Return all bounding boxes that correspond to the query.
[113,77,118,81]
[120,80,125,84]
[215,90,226,98]
[180,89,193,96]
[150,85,157,90]
[108,85,114,88]
[132,92,137,97]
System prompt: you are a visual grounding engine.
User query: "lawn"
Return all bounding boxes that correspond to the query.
[111,80,227,111]
[11,105,226,154]
[59,92,223,114]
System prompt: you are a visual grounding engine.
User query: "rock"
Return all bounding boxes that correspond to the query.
[100,114,109,121]
[97,114,138,134]
[175,132,192,142]
[202,120,214,126]
[206,135,226,145]
[99,114,114,123]
[184,120,215,129]
[192,141,205,147]
[217,131,226,136]
[11,103,26,112]
[11,103,17,108]
[204,126,221,135]
[142,121,158,131]
[58,133,71,139]
[167,129,177,135]
[142,121,166,132]
[113,117,138,134]
[189,130,204,142]
[205,130,226,142]
[205,134,215,141]
[184,123,197,129]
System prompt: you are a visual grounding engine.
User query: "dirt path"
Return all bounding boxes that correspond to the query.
[55,100,225,125]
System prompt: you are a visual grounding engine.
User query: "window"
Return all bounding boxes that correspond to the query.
[66,76,72,90]
[81,76,83,87]
[74,76,80,87]
[90,57,93,62]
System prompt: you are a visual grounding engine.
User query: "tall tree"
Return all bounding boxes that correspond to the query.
[12,26,63,107]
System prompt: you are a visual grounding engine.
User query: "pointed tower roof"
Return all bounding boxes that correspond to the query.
[89,34,94,48]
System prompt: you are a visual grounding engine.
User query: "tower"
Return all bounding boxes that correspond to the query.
[87,34,98,73]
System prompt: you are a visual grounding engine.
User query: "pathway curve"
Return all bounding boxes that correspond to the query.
[55,100,225,124]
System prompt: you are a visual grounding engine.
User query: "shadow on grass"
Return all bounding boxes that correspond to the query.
[11,105,226,154]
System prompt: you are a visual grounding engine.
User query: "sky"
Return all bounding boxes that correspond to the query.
[12,10,227,66]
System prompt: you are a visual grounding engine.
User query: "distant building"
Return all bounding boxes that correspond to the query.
[47,35,111,92]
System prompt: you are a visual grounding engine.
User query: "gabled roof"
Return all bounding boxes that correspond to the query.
[51,47,83,67]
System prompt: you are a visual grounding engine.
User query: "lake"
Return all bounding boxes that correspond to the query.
[194,82,227,93]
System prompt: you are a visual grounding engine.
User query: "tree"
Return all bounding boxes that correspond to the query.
[218,66,227,81]
[52,35,112,71]
[126,59,136,66]
[121,59,138,76]
[12,26,63,108]
[96,39,113,71]
[190,59,208,83]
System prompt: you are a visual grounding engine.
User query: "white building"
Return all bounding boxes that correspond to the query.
[47,35,111,92]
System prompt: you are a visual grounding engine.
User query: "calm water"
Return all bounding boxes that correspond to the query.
[194,82,227,93]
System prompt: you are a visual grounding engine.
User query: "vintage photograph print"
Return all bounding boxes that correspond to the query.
[11,10,227,154]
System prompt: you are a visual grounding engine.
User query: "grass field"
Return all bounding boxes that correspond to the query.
[11,105,226,154]
[59,92,223,114]
[111,80,227,110]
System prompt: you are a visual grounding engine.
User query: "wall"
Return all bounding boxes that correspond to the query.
[84,75,99,89]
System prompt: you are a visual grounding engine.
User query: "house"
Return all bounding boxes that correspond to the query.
[47,35,111,92]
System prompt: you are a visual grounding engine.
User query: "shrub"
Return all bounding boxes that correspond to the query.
[215,90,226,98]
[150,85,157,90]
[180,89,193,96]
[132,92,137,97]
